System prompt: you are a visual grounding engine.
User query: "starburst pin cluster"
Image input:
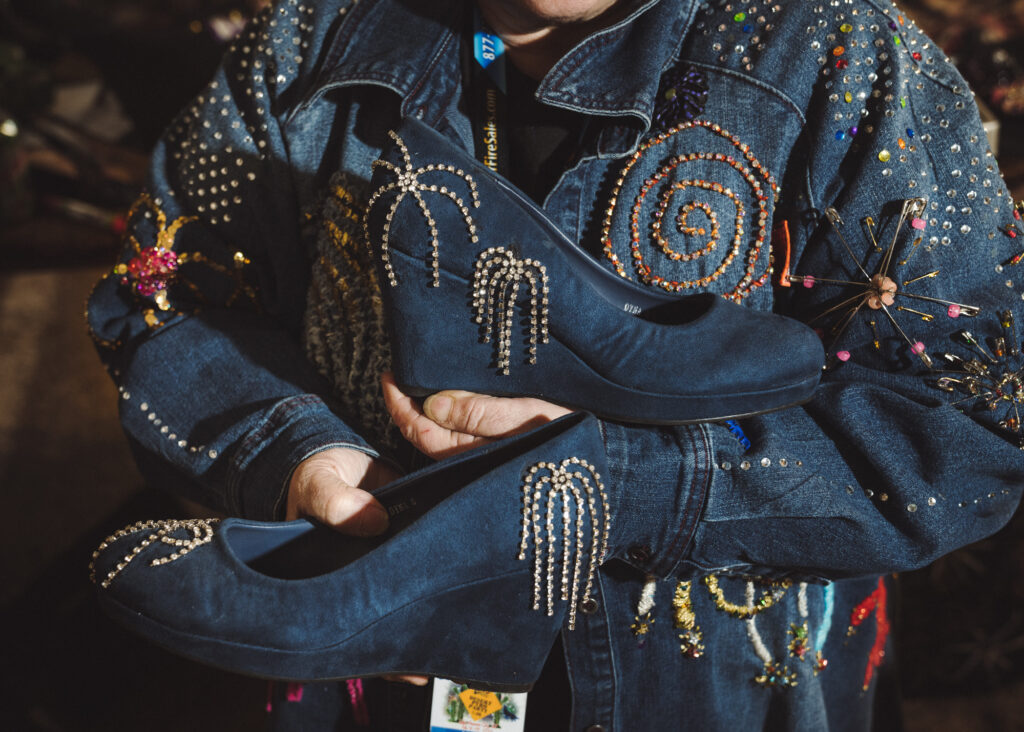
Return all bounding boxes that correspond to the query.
[934,311,1024,447]
[790,198,980,368]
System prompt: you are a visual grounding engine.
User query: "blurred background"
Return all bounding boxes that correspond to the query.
[1,0,1023,729]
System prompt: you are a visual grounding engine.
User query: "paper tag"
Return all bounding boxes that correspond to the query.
[428,678,527,732]
[459,689,502,721]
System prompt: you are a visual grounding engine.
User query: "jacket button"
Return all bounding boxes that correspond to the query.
[580,598,600,614]
[627,545,651,563]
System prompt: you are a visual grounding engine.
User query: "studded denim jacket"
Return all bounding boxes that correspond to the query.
[87,0,1024,729]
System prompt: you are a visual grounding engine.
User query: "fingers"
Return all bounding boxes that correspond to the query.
[381,372,573,460]
[381,372,483,460]
[423,390,572,437]
[286,449,391,536]
[381,674,430,686]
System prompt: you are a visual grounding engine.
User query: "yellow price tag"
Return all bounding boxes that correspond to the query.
[457,688,503,722]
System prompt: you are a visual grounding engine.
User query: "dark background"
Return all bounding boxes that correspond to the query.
[1,0,1023,729]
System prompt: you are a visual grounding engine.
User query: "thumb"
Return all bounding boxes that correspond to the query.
[288,459,390,537]
[422,390,571,439]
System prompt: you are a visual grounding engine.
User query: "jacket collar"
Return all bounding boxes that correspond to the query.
[312,0,700,150]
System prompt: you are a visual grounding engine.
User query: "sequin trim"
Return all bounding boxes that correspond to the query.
[672,580,705,658]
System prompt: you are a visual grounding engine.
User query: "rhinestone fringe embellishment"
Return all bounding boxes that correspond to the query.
[364,130,480,287]
[472,247,550,374]
[518,457,610,631]
[89,518,220,589]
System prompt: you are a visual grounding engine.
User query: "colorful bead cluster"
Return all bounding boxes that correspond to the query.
[113,194,196,311]
[651,65,708,129]
[118,247,180,297]
[113,193,256,319]
[601,120,778,302]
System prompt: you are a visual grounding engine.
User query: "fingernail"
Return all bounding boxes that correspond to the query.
[423,394,453,423]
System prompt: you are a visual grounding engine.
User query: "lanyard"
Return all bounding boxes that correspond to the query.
[466,9,510,177]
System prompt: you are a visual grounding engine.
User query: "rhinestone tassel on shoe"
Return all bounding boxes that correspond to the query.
[364,130,480,287]
[89,518,219,589]
[518,458,610,630]
[472,247,549,374]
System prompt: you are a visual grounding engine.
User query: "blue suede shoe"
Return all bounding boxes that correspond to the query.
[90,413,612,691]
[364,117,824,424]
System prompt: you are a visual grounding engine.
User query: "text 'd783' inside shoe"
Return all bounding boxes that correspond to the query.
[363,117,824,425]
[90,412,613,691]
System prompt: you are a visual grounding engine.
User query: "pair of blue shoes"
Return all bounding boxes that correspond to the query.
[92,118,824,689]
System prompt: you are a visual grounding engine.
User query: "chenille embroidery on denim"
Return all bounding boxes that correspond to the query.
[90,518,219,589]
[846,577,890,691]
[705,575,797,688]
[365,129,480,287]
[600,120,777,302]
[303,176,400,452]
[630,575,658,645]
[472,247,550,375]
[518,457,610,631]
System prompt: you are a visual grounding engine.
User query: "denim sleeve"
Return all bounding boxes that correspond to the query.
[607,29,1023,582]
[86,4,376,519]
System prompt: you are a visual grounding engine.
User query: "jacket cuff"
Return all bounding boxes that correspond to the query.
[599,420,712,578]
[226,394,378,520]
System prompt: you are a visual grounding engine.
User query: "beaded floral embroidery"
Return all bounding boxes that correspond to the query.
[365,130,480,287]
[113,194,256,319]
[518,457,610,631]
[651,65,708,129]
[472,247,550,375]
[601,120,778,302]
[115,194,195,312]
[89,519,219,589]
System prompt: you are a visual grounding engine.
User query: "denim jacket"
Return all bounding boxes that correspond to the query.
[87,0,1024,729]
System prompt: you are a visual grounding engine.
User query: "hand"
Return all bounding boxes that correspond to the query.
[381,371,572,460]
[286,447,398,535]
[286,447,429,686]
